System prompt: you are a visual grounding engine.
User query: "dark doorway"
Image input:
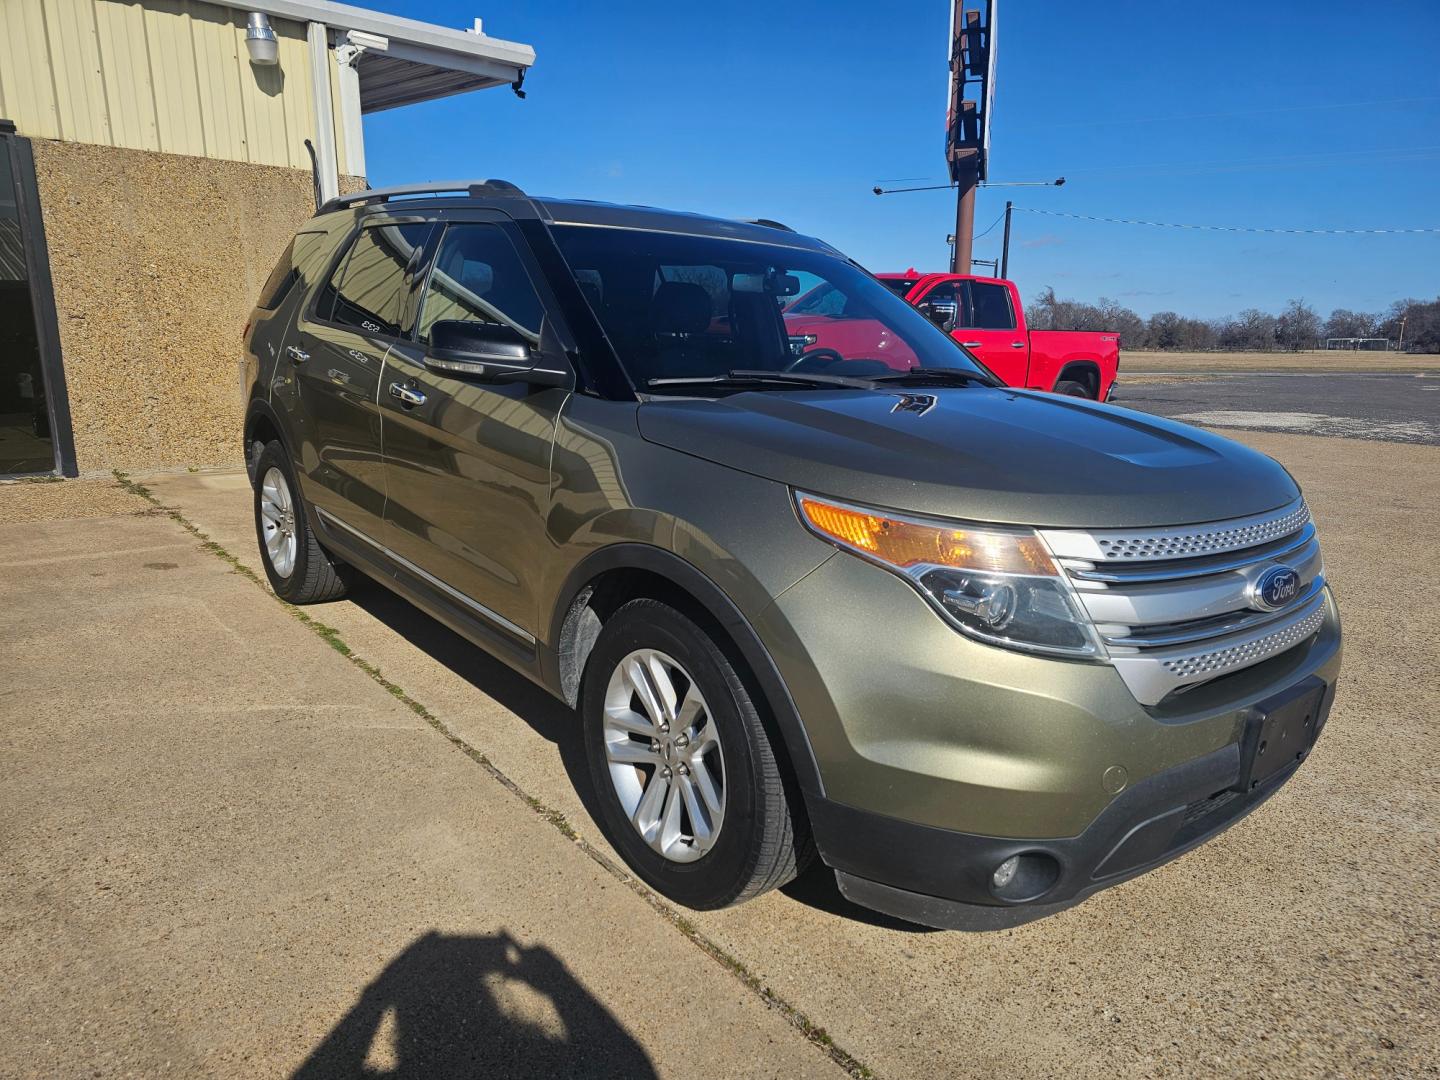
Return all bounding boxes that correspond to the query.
[0,123,75,476]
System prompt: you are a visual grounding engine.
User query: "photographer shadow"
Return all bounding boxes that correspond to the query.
[292,931,656,1079]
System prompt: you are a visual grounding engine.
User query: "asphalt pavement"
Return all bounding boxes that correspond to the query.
[1115,370,1440,444]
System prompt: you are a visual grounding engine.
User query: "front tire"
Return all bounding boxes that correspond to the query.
[581,599,810,909]
[252,441,350,604]
[1054,379,1093,398]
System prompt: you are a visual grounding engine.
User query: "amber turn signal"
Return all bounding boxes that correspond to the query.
[796,495,1058,576]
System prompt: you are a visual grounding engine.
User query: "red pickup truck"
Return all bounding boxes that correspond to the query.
[871,272,1119,399]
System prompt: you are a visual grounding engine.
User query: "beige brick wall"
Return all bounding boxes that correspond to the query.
[32,138,361,470]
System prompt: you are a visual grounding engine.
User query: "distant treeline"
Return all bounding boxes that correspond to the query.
[1025,289,1440,352]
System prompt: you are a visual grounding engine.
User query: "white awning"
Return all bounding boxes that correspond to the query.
[233,0,535,111]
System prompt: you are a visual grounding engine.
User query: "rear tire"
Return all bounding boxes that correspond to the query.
[253,441,350,604]
[1054,379,1092,398]
[581,599,811,909]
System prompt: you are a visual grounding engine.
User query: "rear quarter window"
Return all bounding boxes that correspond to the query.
[255,230,330,311]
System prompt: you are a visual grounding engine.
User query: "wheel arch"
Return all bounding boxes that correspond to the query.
[243,398,292,484]
[546,543,826,799]
[1055,360,1102,397]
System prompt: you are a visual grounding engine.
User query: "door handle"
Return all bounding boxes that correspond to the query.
[960,341,983,348]
[286,345,309,365]
[388,382,427,407]
[1010,341,1026,348]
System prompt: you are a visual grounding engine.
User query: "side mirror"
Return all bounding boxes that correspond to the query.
[920,301,957,330]
[425,320,569,388]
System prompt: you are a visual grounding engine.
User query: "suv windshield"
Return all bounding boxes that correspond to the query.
[548,226,987,390]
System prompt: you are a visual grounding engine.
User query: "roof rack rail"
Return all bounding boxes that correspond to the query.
[745,218,795,232]
[317,179,526,215]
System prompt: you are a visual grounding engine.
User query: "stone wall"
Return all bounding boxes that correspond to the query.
[31,138,361,471]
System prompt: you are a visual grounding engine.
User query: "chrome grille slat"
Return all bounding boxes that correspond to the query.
[1076,541,1322,631]
[1100,578,1327,648]
[1109,599,1326,706]
[1043,499,1327,705]
[1155,603,1326,680]
[1041,499,1309,563]
[1064,526,1318,584]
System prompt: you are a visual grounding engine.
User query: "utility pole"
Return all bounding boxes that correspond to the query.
[946,1,995,274]
[951,149,980,273]
[1000,200,1013,278]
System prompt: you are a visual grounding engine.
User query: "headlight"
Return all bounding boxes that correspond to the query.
[795,492,1105,659]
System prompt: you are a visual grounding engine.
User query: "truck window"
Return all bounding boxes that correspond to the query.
[966,282,1016,330]
[920,281,968,331]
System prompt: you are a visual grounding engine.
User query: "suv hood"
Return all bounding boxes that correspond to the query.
[637,387,1298,528]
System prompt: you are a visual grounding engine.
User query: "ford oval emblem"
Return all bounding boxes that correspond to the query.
[1252,565,1301,611]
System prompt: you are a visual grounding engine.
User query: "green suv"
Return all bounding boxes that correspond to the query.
[242,181,1341,929]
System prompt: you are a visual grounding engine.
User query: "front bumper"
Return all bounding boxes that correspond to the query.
[756,545,1342,929]
[814,675,1334,930]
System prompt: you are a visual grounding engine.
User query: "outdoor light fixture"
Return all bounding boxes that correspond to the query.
[245,12,279,65]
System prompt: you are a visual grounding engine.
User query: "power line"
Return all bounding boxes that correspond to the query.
[1036,95,1440,131]
[1012,207,1440,235]
[973,208,1007,240]
[1059,145,1440,179]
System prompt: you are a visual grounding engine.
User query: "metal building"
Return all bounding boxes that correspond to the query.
[0,0,534,475]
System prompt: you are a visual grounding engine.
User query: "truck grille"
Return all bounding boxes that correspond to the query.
[1040,499,1328,706]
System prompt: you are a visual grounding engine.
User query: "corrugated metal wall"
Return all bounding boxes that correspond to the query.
[0,0,347,171]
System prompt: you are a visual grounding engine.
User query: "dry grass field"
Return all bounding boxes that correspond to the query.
[1122,349,1439,373]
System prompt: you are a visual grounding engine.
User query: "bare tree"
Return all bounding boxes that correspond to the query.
[1023,291,1438,352]
[1275,298,1321,351]
[1323,309,1380,340]
[1378,297,1440,352]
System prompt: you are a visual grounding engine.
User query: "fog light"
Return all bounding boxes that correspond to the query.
[990,851,1062,902]
[992,856,1020,889]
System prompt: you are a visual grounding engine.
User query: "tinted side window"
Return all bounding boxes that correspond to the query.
[256,238,296,310]
[320,222,431,336]
[921,281,968,330]
[292,231,335,290]
[417,224,544,344]
[967,282,1016,330]
[256,230,332,310]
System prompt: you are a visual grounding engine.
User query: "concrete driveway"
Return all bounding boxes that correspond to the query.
[0,481,842,1079]
[3,426,1437,1078]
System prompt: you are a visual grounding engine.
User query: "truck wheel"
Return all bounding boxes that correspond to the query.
[1054,379,1093,398]
[252,441,351,604]
[581,599,811,909]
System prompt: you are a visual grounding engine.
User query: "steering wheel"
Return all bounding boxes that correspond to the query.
[785,347,845,373]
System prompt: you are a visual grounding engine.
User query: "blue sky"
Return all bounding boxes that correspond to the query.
[362,1,1440,320]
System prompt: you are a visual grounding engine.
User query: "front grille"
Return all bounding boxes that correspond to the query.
[1076,503,1312,562]
[1040,500,1328,706]
[1160,606,1326,679]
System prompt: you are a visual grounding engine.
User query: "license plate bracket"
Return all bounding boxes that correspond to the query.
[1236,677,1328,791]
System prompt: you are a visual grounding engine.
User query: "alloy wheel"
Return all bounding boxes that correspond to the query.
[602,648,726,863]
[259,466,298,578]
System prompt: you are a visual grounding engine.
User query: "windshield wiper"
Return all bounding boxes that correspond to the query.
[646,369,879,391]
[870,368,996,387]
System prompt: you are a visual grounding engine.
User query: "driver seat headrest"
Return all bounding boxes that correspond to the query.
[651,282,712,335]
